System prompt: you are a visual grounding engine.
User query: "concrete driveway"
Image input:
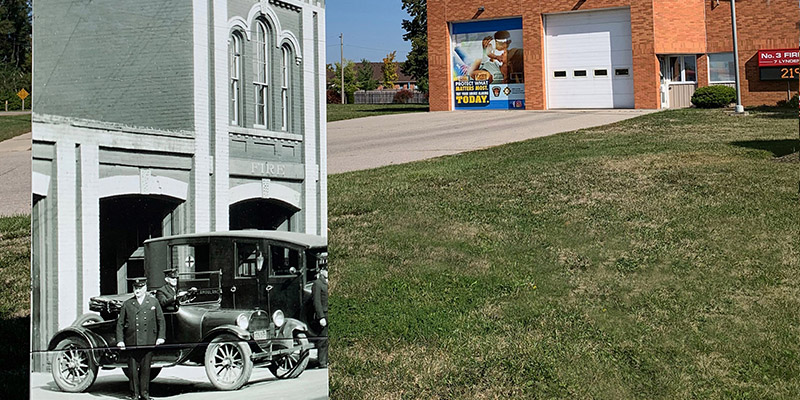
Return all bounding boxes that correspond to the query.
[327,109,655,174]
[0,109,655,216]
[0,131,31,216]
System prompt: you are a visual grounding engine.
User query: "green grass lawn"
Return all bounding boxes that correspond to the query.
[0,114,31,142]
[327,108,799,399]
[0,214,30,399]
[327,103,428,122]
[1,108,798,399]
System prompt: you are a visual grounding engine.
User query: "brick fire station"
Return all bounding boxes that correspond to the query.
[428,0,799,111]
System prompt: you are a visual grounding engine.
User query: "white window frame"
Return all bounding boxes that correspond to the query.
[230,32,243,126]
[254,20,270,128]
[280,45,290,132]
[667,55,697,84]
[707,52,736,84]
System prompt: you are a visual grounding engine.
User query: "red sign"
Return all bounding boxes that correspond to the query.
[758,49,800,67]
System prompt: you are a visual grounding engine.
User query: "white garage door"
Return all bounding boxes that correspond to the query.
[545,8,634,109]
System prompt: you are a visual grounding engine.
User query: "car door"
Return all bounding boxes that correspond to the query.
[265,243,304,320]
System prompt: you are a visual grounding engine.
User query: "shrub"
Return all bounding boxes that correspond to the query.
[393,89,414,104]
[326,90,341,104]
[776,94,798,109]
[691,85,736,108]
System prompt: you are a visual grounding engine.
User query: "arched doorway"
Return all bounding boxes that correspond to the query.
[229,198,298,231]
[99,195,183,294]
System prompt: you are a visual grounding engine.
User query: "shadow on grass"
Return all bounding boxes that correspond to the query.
[0,316,30,398]
[747,106,797,119]
[731,139,799,158]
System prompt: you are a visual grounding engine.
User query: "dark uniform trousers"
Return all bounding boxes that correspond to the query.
[312,278,328,366]
[116,295,165,399]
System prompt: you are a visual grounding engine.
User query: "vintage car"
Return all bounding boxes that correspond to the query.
[47,231,328,392]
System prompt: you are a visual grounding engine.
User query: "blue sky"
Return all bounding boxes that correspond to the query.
[325,0,412,65]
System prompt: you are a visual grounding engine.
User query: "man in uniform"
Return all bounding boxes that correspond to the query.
[312,266,328,368]
[116,277,165,400]
[155,268,183,312]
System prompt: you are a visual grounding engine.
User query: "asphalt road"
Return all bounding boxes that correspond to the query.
[30,364,328,399]
[0,109,655,216]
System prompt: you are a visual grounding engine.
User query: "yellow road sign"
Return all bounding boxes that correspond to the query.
[17,89,29,100]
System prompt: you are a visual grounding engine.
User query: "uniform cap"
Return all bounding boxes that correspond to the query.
[164,268,178,278]
[128,277,147,287]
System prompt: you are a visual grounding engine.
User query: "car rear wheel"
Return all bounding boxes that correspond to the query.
[204,334,253,390]
[122,367,161,381]
[51,336,98,393]
[268,332,309,379]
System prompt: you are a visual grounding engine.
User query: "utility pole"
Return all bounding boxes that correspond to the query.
[730,0,744,113]
[340,33,345,104]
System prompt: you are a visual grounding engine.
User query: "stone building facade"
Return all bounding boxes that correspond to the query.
[31,0,326,371]
[428,0,798,111]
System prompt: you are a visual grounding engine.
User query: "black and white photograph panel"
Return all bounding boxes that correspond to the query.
[30,0,329,399]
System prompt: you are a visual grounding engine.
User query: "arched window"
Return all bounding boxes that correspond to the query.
[280,45,291,131]
[254,20,270,127]
[229,31,244,126]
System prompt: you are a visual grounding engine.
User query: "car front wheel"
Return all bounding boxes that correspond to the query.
[204,334,253,390]
[51,336,98,393]
[268,332,309,379]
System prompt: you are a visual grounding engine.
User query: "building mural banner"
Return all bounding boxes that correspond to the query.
[451,18,525,110]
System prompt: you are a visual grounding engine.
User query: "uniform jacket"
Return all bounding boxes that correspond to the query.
[116,294,166,347]
[155,284,179,313]
[312,278,328,320]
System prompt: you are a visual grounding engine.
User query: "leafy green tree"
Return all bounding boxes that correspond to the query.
[356,58,378,91]
[0,0,31,109]
[327,60,358,103]
[0,0,31,70]
[381,51,398,89]
[401,0,428,93]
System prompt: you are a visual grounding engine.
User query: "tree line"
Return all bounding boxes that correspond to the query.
[327,0,427,104]
[0,0,31,110]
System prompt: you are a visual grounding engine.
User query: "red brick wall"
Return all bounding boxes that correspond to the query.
[428,1,658,110]
[706,0,799,105]
[653,0,706,54]
[427,0,798,110]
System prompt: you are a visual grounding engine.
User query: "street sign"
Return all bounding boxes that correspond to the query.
[185,255,195,269]
[17,89,29,100]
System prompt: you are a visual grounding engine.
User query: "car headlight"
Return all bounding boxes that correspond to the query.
[272,310,285,328]
[236,313,249,330]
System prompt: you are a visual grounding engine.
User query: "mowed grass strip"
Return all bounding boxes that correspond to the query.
[328,103,428,122]
[0,214,30,399]
[0,114,32,142]
[328,108,799,399]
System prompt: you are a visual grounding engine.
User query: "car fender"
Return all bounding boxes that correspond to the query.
[203,325,251,343]
[47,327,109,365]
[277,318,307,339]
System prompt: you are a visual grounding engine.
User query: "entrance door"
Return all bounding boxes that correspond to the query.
[659,55,697,109]
[659,56,670,108]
